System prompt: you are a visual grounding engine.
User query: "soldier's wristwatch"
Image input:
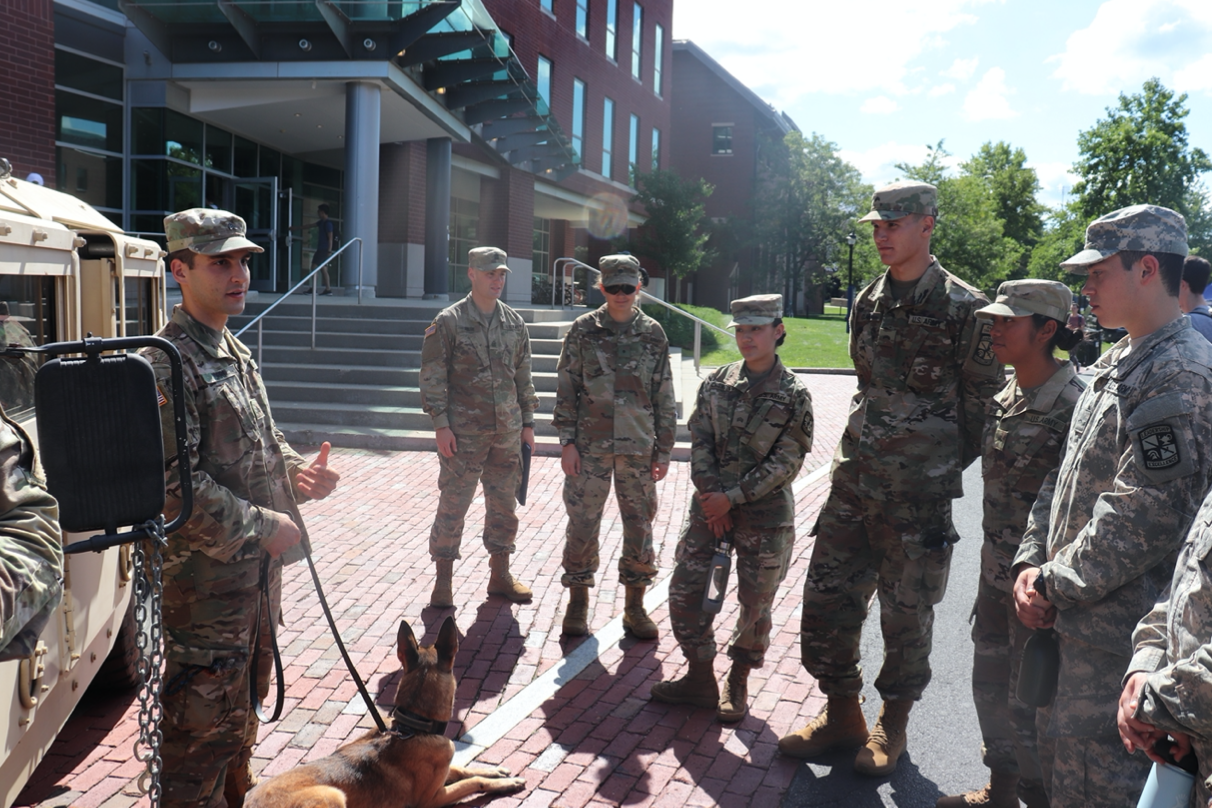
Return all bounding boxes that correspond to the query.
[560,437,575,446]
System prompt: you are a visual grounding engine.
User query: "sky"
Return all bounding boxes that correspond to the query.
[672,0,1212,209]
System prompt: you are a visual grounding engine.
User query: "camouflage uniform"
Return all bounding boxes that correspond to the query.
[668,356,812,666]
[1013,206,1212,807]
[419,288,537,560]
[552,299,676,588]
[0,407,62,661]
[800,257,1003,701]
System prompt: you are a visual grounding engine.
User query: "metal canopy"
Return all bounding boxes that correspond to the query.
[117,0,578,177]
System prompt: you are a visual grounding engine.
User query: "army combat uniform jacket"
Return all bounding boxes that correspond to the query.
[419,295,538,436]
[838,259,1004,501]
[0,409,61,660]
[552,306,676,463]
[1015,318,1212,736]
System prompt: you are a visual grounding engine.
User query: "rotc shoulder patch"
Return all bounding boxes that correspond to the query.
[1139,424,1180,470]
[1128,392,1195,483]
[971,320,995,367]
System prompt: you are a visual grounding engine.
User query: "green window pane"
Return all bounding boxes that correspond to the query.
[57,91,122,153]
[166,110,204,164]
[234,136,259,177]
[132,108,163,156]
[56,146,122,210]
[205,124,233,173]
[55,50,122,100]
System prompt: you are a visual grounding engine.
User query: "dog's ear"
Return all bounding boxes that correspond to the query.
[435,615,459,672]
[397,620,420,671]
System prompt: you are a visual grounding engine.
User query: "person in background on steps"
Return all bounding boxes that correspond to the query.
[650,294,812,724]
[291,203,335,295]
[419,246,538,608]
[1177,254,1212,343]
[553,254,676,641]
[937,280,1085,808]
[779,181,1004,777]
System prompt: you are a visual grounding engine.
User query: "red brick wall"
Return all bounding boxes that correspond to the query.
[0,0,56,184]
[480,167,536,260]
[379,141,428,243]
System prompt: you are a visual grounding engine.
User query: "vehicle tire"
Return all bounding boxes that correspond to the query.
[94,592,142,691]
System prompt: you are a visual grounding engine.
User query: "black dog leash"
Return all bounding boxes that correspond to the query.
[252,507,388,733]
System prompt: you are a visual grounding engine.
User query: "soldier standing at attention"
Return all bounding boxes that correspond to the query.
[149,209,341,808]
[1012,205,1212,808]
[650,294,812,723]
[554,254,676,639]
[779,181,1004,775]
[938,280,1085,808]
[419,247,538,608]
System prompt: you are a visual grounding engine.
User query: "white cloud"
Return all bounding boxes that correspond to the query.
[1030,161,1081,208]
[861,96,901,115]
[929,83,957,97]
[941,58,979,81]
[1050,0,1212,96]
[839,141,964,189]
[962,67,1017,121]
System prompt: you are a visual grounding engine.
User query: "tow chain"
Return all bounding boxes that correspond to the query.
[132,518,166,807]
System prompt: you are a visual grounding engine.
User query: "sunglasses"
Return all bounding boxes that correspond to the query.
[604,284,637,296]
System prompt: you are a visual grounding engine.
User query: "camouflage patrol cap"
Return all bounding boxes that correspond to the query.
[599,254,642,286]
[976,279,1072,322]
[164,208,264,255]
[468,246,511,272]
[1061,204,1189,272]
[727,294,783,327]
[856,181,939,223]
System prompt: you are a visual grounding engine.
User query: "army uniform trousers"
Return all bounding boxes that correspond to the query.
[667,510,793,668]
[429,430,521,560]
[800,474,955,701]
[970,574,1044,791]
[160,555,278,808]
[562,451,658,587]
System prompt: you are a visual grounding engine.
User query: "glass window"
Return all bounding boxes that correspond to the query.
[55,50,122,101]
[132,159,202,212]
[605,0,617,60]
[122,278,157,337]
[447,197,480,295]
[0,278,55,419]
[234,136,259,177]
[537,56,552,107]
[541,0,553,11]
[602,97,614,179]
[576,0,588,38]
[572,79,586,164]
[629,114,639,172]
[533,217,551,277]
[654,24,664,96]
[631,3,642,79]
[205,125,232,174]
[57,91,123,153]
[56,147,122,210]
[712,125,733,155]
[651,127,660,170]
[165,110,204,164]
[132,107,163,156]
[259,147,281,179]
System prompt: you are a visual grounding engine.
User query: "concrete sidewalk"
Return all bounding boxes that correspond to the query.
[15,372,991,808]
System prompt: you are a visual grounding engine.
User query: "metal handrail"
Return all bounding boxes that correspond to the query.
[234,237,364,365]
[551,257,598,307]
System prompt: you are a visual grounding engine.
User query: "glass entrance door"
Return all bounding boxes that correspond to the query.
[234,177,278,291]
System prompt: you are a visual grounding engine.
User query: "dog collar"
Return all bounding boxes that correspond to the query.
[390,706,449,738]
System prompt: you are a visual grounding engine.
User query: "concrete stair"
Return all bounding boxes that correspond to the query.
[219,294,699,456]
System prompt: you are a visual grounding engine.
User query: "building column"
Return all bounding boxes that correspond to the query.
[424,137,451,300]
[345,81,380,297]
[478,166,535,306]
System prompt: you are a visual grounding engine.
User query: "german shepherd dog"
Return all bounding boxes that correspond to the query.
[245,617,525,808]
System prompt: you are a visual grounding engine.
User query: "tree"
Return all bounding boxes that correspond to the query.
[628,169,715,278]
[1026,202,1086,284]
[961,141,1044,252]
[1072,78,1211,224]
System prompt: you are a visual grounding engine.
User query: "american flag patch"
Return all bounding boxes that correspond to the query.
[424,323,437,337]
[156,385,167,407]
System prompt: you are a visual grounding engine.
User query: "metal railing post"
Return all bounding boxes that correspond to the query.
[257,319,263,366]
[693,322,701,373]
[358,238,363,306]
[311,281,317,350]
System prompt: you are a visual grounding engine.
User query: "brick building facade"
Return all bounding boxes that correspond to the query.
[0,0,57,185]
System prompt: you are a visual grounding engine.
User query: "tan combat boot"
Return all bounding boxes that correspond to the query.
[622,586,658,640]
[778,695,869,758]
[650,657,719,709]
[562,586,590,636]
[936,770,1020,808]
[487,553,532,603]
[716,662,751,723]
[430,559,454,608]
[854,699,913,776]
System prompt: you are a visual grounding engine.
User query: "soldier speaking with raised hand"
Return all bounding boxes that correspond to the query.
[780,181,1004,776]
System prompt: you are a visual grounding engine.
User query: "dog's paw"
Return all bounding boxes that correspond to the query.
[486,766,513,779]
[500,777,526,793]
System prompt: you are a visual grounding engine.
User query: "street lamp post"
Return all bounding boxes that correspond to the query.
[845,231,857,334]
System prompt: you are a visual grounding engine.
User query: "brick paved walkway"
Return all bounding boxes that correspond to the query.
[17,374,858,808]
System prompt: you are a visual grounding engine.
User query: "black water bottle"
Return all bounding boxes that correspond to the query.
[1017,628,1060,708]
[701,538,732,614]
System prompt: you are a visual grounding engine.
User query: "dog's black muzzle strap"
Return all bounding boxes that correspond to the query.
[390,706,448,739]
[252,552,286,723]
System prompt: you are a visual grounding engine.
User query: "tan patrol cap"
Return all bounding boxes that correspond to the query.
[468,246,511,272]
[1061,204,1189,272]
[976,279,1072,322]
[599,254,642,287]
[164,208,264,255]
[856,181,939,223]
[727,294,783,327]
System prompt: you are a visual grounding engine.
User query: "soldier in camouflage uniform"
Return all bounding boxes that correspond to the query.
[148,209,341,808]
[420,247,538,607]
[0,406,61,660]
[553,254,676,640]
[938,281,1085,808]
[650,294,812,723]
[780,181,1005,776]
[1012,205,1212,808]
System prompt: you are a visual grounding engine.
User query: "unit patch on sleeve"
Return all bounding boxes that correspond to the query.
[971,320,995,367]
[1139,424,1180,470]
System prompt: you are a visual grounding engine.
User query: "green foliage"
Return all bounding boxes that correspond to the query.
[629,169,715,278]
[640,303,724,353]
[697,314,854,369]
[961,141,1045,251]
[1026,203,1087,285]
